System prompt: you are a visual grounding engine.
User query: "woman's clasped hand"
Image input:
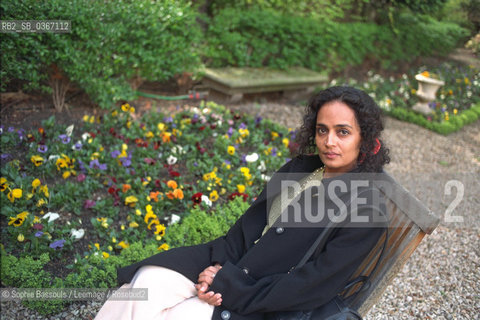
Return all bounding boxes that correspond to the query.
[196,264,223,306]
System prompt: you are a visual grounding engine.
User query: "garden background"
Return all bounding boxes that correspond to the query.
[1,0,479,319]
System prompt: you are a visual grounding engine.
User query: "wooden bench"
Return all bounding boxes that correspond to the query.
[201,67,328,102]
[341,171,440,316]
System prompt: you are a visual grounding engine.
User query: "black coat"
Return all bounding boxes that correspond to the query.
[117,155,387,320]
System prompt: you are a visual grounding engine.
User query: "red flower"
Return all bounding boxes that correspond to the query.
[169,171,180,177]
[192,192,203,205]
[228,192,249,202]
[153,141,162,150]
[33,223,43,230]
[108,186,119,195]
[144,158,156,165]
[89,132,96,138]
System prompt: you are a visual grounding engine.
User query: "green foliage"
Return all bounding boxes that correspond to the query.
[0,0,201,108]
[204,9,468,72]
[164,197,250,248]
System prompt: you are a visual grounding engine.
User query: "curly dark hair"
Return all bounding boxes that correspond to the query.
[294,86,390,172]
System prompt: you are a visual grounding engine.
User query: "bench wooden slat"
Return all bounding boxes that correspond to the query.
[340,171,439,316]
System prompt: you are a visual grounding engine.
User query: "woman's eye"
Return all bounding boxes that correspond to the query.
[339,129,349,135]
[317,128,327,135]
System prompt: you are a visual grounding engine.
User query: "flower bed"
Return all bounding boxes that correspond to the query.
[0,102,293,314]
[329,63,480,134]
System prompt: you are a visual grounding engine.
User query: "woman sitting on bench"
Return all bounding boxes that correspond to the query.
[95,86,390,320]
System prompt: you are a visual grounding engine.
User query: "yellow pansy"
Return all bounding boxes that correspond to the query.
[125,195,138,207]
[118,241,129,249]
[129,221,139,228]
[145,131,154,138]
[0,177,9,192]
[18,234,25,242]
[271,131,279,140]
[239,128,249,138]
[282,138,289,148]
[94,243,100,250]
[144,210,157,224]
[32,179,41,189]
[31,155,44,167]
[157,243,169,251]
[7,188,22,203]
[154,224,166,236]
[102,252,110,259]
[237,184,246,193]
[209,190,219,202]
[227,146,235,155]
[36,198,47,207]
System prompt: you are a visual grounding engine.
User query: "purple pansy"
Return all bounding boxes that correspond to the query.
[49,239,66,250]
[89,159,107,171]
[59,134,71,144]
[38,144,48,153]
[227,127,234,137]
[73,141,83,151]
[239,122,247,130]
[110,150,121,158]
[35,231,44,237]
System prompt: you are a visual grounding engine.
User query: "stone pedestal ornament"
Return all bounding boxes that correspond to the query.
[412,73,445,115]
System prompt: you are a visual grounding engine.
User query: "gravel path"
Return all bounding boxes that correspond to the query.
[1,101,479,319]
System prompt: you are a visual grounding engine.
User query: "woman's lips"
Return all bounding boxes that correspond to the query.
[324,152,339,159]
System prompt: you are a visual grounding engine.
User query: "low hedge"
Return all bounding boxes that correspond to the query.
[388,103,480,135]
[204,9,469,72]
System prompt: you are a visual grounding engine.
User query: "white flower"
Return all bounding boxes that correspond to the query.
[261,174,271,182]
[65,125,74,137]
[167,155,177,165]
[81,132,90,141]
[201,195,212,207]
[170,214,181,225]
[71,228,85,240]
[467,91,472,98]
[48,155,60,162]
[172,146,184,155]
[202,108,211,114]
[43,212,60,223]
[257,160,267,172]
[245,153,259,163]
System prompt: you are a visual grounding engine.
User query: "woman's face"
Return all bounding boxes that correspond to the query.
[315,100,361,177]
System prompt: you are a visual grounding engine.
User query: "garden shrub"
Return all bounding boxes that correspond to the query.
[204,9,468,72]
[164,197,250,248]
[0,0,202,108]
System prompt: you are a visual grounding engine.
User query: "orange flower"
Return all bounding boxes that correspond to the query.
[122,184,131,193]
[421,71,430,77]
[173,188,184,200]
[166,191,175,200]
[150,191,160,202]
[162,132,172,143]
[167,180,177,189]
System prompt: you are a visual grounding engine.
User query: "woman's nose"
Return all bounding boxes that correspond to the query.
[325,133,336,146]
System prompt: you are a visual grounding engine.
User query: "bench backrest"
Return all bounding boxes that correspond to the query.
[341,171,440,316]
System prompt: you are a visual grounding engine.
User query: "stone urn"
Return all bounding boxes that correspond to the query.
[412,73,445,115]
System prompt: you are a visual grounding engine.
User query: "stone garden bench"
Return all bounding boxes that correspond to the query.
[201,67,328,102]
